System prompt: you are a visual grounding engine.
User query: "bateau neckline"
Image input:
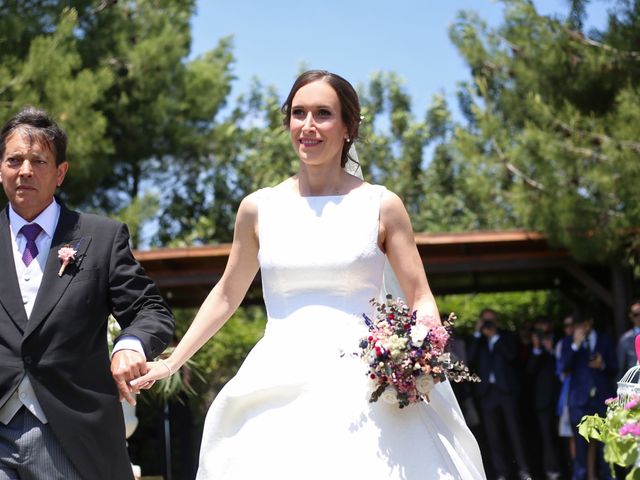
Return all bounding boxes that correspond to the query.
[299,193,349,199]
[273,183,374,199]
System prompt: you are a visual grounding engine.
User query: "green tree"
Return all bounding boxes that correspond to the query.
[156,79,295,245]
[438,290,568,334]
[447,0,640,265]
[357,72,431,225]
[0,7,113,204]
[0,1,236,248]
[354,71,518,234]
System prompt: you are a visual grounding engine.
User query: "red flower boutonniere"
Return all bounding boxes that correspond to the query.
[57,245,77,276]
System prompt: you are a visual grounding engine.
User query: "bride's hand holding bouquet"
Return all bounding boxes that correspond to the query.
[359,295,480,408]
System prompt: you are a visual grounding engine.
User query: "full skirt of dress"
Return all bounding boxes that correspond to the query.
[196,312,486,480]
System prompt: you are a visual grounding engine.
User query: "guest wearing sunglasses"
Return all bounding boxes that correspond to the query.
[616,299,640,379]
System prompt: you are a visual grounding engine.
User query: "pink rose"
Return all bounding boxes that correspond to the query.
[57,245,77,277]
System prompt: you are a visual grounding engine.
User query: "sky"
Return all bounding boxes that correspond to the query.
[190,0,612,116]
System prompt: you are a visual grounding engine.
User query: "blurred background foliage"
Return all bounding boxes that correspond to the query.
[1,0,639,476]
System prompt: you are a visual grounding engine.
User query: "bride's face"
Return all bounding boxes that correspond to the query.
[289,80,348,167]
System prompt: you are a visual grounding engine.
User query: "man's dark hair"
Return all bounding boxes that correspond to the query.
[0,106,67,165]
[479,308,498,319]
[570,309,594,325]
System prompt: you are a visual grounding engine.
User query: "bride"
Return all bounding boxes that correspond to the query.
[132,70,487,479]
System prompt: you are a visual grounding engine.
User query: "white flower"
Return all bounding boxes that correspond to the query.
[410,324,429,345]
[381,386,398,405]
[386,335,408,361]
[438,352,452,368]
[416,374,435,396]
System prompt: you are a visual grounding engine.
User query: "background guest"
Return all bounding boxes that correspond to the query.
[527,317,562,480]
[468,308,532,480]
[557,310,617,480]
[556,314,577,477]
[616,299,640,379]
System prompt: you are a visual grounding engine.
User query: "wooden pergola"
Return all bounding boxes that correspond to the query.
[134,230,629,334]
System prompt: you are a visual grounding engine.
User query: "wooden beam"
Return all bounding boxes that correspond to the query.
[560,259,614,307]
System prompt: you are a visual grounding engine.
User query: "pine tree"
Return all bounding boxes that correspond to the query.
[0,1,235,247]
[446,0,640,265]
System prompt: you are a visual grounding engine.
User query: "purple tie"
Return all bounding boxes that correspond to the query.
[20,223,42,266]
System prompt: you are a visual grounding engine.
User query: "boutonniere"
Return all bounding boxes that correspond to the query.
[57,244,78,277]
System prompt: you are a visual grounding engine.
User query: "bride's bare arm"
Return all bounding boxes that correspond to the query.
[131,193,261,387]
[379,189,440,323]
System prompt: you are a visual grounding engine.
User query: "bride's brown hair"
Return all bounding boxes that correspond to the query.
[281,70,361,168]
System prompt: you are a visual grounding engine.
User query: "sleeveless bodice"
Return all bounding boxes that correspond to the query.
[257,185,386,339]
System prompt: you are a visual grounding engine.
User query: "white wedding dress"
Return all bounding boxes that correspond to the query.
[196,184,486,479]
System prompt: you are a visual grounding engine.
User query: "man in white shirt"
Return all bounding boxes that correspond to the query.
[0,106,174,479]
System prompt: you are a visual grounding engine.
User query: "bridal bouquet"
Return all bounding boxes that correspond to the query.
[359,295,480,408]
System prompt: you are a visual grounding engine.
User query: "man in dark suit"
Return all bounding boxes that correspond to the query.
[526,317,562,480]
[468,308,531,480]
[0,107,174,479]
[557,310,617,480]
[616,299,640,379]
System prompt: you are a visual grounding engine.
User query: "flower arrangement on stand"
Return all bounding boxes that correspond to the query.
[578,396,640,479]
[579,336,640,479]
[359,295,480,408]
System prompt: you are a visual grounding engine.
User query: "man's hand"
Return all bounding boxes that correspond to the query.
[111,350,148,406]
[475,318,484,332]
[573,326,586,346]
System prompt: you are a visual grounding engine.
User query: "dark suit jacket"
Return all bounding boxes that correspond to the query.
[0,204,174,480]
[617,328,639,379]
[557,331,617,413]
[526,345,561,410]
[468,329,521,398]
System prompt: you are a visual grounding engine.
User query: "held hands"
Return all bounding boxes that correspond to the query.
[111,350,148,406]
[129,359,174,391]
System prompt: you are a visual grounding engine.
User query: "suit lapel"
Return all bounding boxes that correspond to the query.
[0,207,29,331]
[25,205,92,338]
